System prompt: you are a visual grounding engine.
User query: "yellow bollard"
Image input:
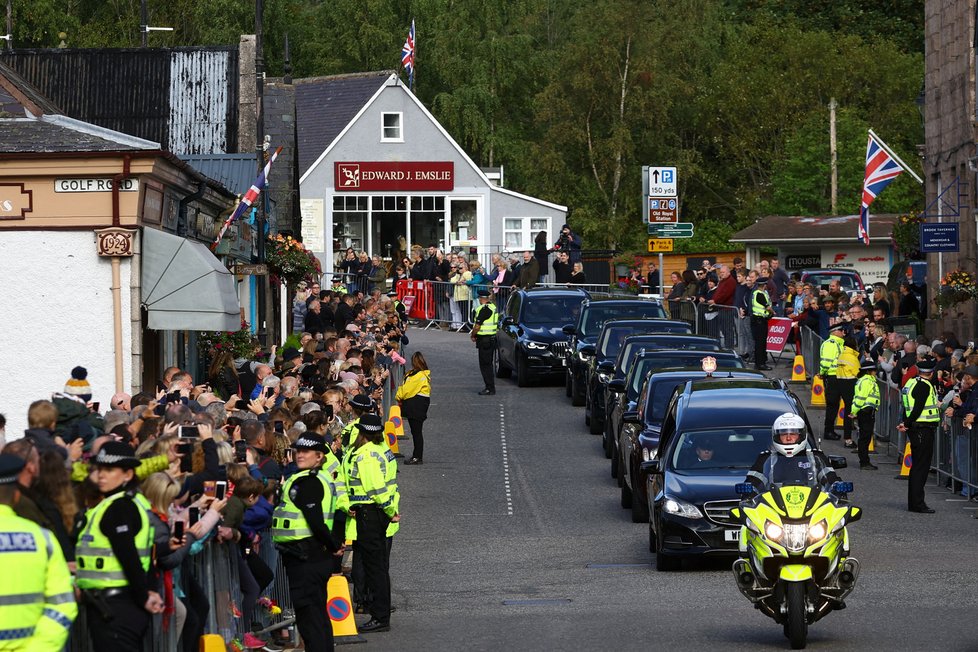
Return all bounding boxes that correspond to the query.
[327,575,366,643]
[810,375,826,406]
[790,355,807,383]
[899,441,912,477]
[384,420,401,455]
[388,405,407,440]
[836,401,846,427]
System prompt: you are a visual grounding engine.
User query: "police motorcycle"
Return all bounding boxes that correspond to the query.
[729,414,862,650]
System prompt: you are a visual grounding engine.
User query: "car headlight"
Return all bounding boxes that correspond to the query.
[808,519,827,543]
[597,372,611,382]
[525,341,548,350]
[641,447,654,462]
[663,497,702,519]
[764,520,784,541]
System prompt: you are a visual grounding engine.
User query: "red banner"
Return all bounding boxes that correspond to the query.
[765,317,793,353]
[334,162,454,191]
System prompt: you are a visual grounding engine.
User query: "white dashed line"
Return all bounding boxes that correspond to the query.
[500,405,513,516]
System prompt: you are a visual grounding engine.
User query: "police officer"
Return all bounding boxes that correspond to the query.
[470,288,498,395]
[0,453,77,650]
[75,441,163,650]
[746,413,839,492]
[342,394,375,449]
[818,322,848,440]
[898,356,940,513]
[349,414,398,633]
[850,358,880,470]
[272,433,344,652]
[749,273,773,371]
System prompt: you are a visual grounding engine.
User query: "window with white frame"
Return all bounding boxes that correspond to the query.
[381,112,403,142]
[503,217,550,250]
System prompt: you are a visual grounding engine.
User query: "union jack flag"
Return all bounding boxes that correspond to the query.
[212,146,283,250]
[859,133,903,245]
[401,20,415,89]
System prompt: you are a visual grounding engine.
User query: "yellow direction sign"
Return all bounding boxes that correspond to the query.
[648,238,673,253]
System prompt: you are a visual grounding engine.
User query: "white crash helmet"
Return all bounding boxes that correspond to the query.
[771,412,809,458]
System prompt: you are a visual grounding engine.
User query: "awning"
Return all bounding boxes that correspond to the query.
[141,228,240,331]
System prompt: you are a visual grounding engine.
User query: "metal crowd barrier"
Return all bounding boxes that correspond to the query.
[697,304,740,351]
[936,418,978,497]
[322,270,372,296]
[800,326,822,384]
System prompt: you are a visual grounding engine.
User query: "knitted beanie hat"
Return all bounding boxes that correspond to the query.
[64,366,92,400]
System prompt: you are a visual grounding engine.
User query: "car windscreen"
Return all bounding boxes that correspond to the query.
[805,273,859,291]
[644,379,694,425]
[627,356,744,397]
[580,304,665,338]
[670,428,770,472]
[523,296,586,326]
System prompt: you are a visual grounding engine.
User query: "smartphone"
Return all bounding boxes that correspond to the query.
[173,520,185,539]
[234,440,248,463]
[176,442,193,456]
[91,402,100,413]
[188,507,200,526]
[203,481,216,498]
[178,425,199,439]
[274,420,285,434]
[265,386,275,398]
[234,399,249,410]
[214,481,227,501]
[285,448,294,463]
[168,391,182,403]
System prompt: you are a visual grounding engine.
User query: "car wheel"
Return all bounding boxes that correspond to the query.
[515,354,530,387]
[648,520,657,553]
[630,471,649,523]
[494,349,511,379]
[571,373,585,406]
[620,473,632,508]
[565,371,572,397]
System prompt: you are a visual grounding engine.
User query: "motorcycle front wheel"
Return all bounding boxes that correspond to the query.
[784,581,808,649]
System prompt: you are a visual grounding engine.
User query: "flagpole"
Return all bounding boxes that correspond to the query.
[868,128,923,184]
[412,19,416,92]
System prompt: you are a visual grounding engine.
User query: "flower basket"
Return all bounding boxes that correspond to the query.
[890,211,926,260]
[266,235,322,285]
[609,278,642,295]
[934,269,977,313]
[197,320,262,360]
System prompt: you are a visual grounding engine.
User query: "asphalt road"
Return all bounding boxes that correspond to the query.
[362,328,978,652]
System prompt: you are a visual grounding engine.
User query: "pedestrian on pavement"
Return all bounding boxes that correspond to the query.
[470,289,499,395]
[397,352,431,465]
[749,270,773,370]
[0,453,77,650]
[819,322,848,440]
[272,433,344,652]
[516,250,539,290]
[849,358,880,470]
[898,356,940,513]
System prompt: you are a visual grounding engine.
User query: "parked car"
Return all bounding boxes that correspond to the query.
[563,298,666,406]
[643,378,829,571]
[583,319,692,434]
[617,368,765,523]
[496,286,591,386]
[800,269,865,297]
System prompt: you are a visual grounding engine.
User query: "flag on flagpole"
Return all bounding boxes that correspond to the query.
[401,19,415,89]
[212,146,283,250]
[858,133,904,245]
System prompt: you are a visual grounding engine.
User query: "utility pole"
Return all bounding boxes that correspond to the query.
[255,0,269,349]
[140,0,148,47]
[829,97,838,215]
[5,0,12,51]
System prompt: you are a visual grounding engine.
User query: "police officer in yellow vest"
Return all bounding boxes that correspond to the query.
[272,433,344,652]
[348,414,398,633]
[342,394,375,450]
[818,322,848,440]
[0,453,77,650]
[75,442,163,650]
[850,358,880,470]
[471,288,499,395]
[749,273,773,371]
[898,356,940,513]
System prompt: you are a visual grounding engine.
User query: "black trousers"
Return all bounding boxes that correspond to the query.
[86,595,150,651]
[355,506,392,623]
[750,316,768,367]
[838,378,856,440]
[477,336,496,390]
[907,423,936,510]
[855,409,875,466]
[823,375,852,439]
[283,552,334,652]
[407,417,425,460]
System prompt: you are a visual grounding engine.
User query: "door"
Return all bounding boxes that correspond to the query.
[449,197,481,248]
[499,292,521,367]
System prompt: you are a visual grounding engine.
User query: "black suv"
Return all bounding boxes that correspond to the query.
[564,298,666,406]
[496,286,591,386]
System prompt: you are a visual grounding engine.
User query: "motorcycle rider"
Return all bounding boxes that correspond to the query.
[746,413,840,492]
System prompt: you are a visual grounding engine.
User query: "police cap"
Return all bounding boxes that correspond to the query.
[356,414,385,433]
[293,433,329,453]
[0,454,25,485]
[91,441,141,469]
[915,356,937,373]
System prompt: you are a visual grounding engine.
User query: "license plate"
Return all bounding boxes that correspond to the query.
[724,529,740,542]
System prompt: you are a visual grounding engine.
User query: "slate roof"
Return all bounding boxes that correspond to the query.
[0,115,158,153]
[294,71,392,175]
[731,214,900,243]
[179,153,263,194]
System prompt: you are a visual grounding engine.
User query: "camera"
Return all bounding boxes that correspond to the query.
[178,425,199,439]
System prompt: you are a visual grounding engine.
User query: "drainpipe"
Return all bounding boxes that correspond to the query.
[110,155,132,392]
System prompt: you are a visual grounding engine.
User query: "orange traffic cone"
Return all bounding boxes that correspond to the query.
[898,441,912,477]
[384,420,401,456]
[326,575,365,644]
[810,375,826,406]
[790,355,807,383]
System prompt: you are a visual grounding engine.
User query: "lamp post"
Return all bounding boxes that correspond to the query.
[255,0,268,349]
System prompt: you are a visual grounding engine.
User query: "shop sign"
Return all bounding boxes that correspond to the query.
[0,183,33,220]
[819,246,890,284]
[55,178,139,193]
[785,254,820,269]
[334,162,454,191]
[95,227,137,257]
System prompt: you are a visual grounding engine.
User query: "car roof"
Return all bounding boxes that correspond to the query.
[521,286,590,298]
[623,333,718,344]
[582,298,661,307]
[645,368,765,382]
[675,380,796,430]
[801,269,862,276]
[601,318,689,328]
[635,347,740,358]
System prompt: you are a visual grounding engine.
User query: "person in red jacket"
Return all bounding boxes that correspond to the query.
[709,265,738,349]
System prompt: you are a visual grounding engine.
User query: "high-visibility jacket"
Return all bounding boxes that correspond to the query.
[271,468,335,543]
[383,446,400,537]
[395,369,431,401]
[902,377,940,423]
[750,287,770,317]
[349,442,396,518]
[323,450,349,515]
[850,375,880,416]
[343,446,359,542]
[818,334,844,377]
[475,302,499,335]
[342,416,362,449]
[836,346,860,379]
[333,284,348,294]
[75,492,153,589]
[0,505,77,651]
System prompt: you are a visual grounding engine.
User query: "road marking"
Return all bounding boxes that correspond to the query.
[500,405,513,516]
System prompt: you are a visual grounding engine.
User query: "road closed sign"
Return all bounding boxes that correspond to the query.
[765,317,793,354]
